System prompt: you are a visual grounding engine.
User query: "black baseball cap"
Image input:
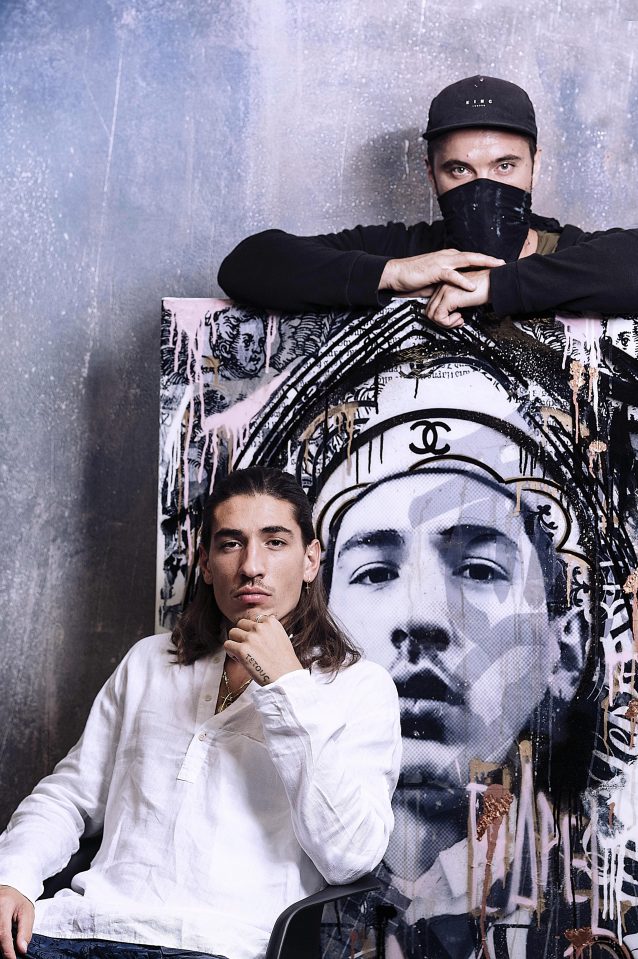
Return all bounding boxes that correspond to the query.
[424,75,537,142]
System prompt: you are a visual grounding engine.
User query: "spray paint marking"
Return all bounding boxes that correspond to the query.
[564,926,595,959]
[588,439,608,477]
[264,313,278,372]
[540,404,591,442]
[626,700,638,749]
[622,570,638,651]
[300,402,359,470]
[556,313,604,422]
[569,360,586,443]
[476,784,514,959]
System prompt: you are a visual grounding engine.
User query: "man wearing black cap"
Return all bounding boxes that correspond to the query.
[218,76,638,326]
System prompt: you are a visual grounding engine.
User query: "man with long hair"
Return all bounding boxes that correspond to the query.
[0,467,401,959]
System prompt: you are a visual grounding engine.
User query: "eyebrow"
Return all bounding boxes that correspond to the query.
[336,529,405,559]
[213,525,294,540]
[440,523,519,553]
[336,523,520,560]
[440,153,523,170]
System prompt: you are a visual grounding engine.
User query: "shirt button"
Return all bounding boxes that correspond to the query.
[204,694,212,702]
[198,732,206,741]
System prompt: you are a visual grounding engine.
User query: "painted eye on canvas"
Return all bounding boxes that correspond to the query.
[349,563,399,586]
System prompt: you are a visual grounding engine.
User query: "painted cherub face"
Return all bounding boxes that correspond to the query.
[228,317,266,377]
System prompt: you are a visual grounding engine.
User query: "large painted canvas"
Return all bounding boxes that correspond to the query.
[158,298,638,959]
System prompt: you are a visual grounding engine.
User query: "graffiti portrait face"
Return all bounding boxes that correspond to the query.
[228,316,266,377]
[328,466,563,797]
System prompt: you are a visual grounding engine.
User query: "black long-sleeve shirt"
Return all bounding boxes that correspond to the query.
[218,215,638,316]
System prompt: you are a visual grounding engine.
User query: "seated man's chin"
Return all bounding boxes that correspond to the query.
[234,605,277,621]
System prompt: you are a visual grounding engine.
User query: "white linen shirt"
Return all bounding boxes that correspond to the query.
[0,635,401,959]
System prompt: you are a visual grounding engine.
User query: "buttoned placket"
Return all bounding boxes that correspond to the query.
[176,651,238,783]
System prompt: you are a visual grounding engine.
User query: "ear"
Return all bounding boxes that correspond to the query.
[425,156,438,195]
[199,543,214,586]
[531,145,543,190]
[303,539,321,584]
[547,605,586,701]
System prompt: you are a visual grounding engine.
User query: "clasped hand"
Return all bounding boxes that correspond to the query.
[379,249,504,328]
[225,613,303,686]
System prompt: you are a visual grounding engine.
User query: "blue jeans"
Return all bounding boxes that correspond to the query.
[26,934,229,959]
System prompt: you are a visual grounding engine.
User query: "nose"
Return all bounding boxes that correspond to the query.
[391,623,451,665]
[405,547,453,618]
[392,559,456,667]
[238,538,266,580]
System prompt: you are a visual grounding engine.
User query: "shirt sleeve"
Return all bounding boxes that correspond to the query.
[251,661,402,885]
[489,226,638,316]
[217,223,433,311]
[0,660,127,903]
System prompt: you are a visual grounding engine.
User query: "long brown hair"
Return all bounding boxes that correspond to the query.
[171,467,360,671]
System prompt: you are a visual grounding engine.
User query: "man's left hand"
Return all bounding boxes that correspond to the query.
[424,269,492,327]
[225,614,303,686]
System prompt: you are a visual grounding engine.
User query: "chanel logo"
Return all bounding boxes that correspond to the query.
[409,419,452,455]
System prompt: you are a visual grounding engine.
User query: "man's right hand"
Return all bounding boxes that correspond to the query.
[379,249,505,298]
[0,886,34,959]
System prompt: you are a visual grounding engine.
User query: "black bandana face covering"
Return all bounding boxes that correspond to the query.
[438,178,532,263]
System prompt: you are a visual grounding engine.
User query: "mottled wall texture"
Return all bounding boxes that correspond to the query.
[1,0,637,833]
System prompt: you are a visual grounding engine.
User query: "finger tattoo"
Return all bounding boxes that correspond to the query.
[245,653,270,684]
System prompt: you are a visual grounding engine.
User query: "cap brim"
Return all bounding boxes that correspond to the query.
[423,121,537,141]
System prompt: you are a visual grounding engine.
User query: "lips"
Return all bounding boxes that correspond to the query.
[233,587,272,598]
[395,669,465,740]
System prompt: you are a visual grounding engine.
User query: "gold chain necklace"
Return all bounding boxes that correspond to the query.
[216,669,252,714]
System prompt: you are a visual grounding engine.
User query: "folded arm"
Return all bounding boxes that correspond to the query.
[490,226,638,316]
[253,662,401,884]
[384,226,638,324]
[219,221,638,320]
[218,222,445,311]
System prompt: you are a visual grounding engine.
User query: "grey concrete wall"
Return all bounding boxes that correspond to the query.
[1,0,636,828]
